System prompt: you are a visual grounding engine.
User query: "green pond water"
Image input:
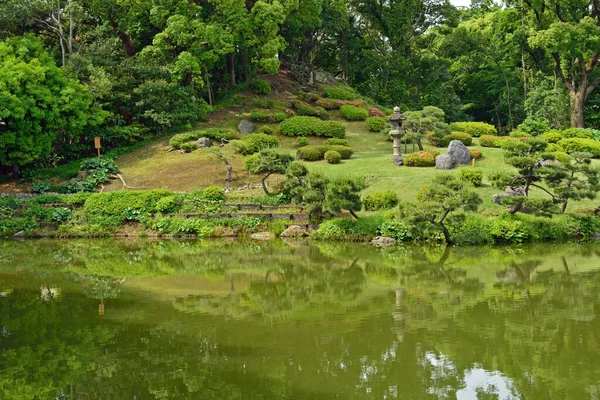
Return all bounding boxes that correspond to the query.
[1,239,599,399]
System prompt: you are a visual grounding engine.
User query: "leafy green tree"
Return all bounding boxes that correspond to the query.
[404,106,450,150]
[401,174,482,245]
[525,0,600,127]
[245,149,294,195]
[324,176,367,219]
[0,35,99,178]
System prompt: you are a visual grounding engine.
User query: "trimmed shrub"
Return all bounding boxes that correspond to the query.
[431,131,473,147]
[363,191,399,211]
[274,112,288,122]
[479,135,502,147]
[316,98,362,110]
[156,195,180,214]
[249,109,273,122]
[297,137,309,147]
[323,138,349,147]
[546,143,564,153]
[293,101,319,116]
[404,150,439,167]
[180,142,198,152]
[250,78,271,95]
[541,130,563,143]
[323,86,357,100]
[170,128,236,148]
[340,105,369,121]
[366,116,386,132]
[325,150,341,164]
[315,106,329,120]
[562,128,594,139]
[458,168,484,186]
[244,153,260,171]
[370,107,386,117]
[252,98,275,108]
[449,122,496,137]
[297,145,352,161]
[509,130,532,138]
[328,145,352,159]
[202,185,225,201]
[469,148,483,159]
[297,145,327,161]
[553,151,571,164]
[280,116,346,138]
[558,138,600,157]
[258,125,277,135]
[240,133,279,155]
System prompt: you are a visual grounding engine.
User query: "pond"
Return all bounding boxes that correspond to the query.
[1,239,599,399]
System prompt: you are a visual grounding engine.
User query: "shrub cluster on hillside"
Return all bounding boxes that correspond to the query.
[279,116,346,138]
[297,145,353,161]
[170,129,237,149]
[450,122,496,137]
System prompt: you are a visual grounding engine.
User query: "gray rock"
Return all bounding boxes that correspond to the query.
[280,225,308,237]
[447,140,471,164]
[250,232,275,240]
[371,236,397,247]
[238,119,255,135]
[435,154,457,170]
[13,230,25,238]
[195,137,212,148]
[313,71,336,85]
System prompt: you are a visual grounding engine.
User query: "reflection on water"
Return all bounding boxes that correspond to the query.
[1,239,600,399]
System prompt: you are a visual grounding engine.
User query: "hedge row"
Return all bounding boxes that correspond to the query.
[449,122,496,137]
[297,145,353,161]
[280,116,346,138]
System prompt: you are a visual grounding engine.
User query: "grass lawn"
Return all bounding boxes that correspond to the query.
[107,116,599,213]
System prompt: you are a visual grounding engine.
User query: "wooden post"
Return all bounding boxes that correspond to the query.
[94,137,101,159]
[472,158,475,167]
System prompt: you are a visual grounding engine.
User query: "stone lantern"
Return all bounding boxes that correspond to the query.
[388,106,407,166]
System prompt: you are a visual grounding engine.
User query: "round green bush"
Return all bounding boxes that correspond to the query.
[449,132,473,146]
[404,150,440,167]
[325,150,341,164]
[258,125,277,135]
[315,106,329,120]
[546,143,564,152]
[180,142,198,152]
[327,145,352,159]
[449,122,496,137]
[156,195,180,214]
[202,185,225,202]
[509,130,532,138]
[323,138,349,147]
[244,153,260,171]
[469,149,483,159]
[541,130,563,143]
[366,116,386,132]
[363,191,399,211]
[458,167,484,186]
[240,133,279,155]
[297,145,326,161]
[479,135,502,147]
[516,117,550,136]
[323,86,357,100]
[294,101,319,116]
[561,128,594,139]
[249,109,273,122]
[280,116,346,138]
[558,138,600,157]
[250,78,271,95]
[340,105,369,121]
[297,137,309,147]
[553,151,572,164]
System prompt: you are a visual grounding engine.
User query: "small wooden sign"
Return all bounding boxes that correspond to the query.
[94,136,101,149]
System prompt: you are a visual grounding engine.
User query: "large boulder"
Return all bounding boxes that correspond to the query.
[195,137,212,148]
[371,236,397,247]
[435,154,456,170]
[238,119,255,135]
[280,225,308,237]
[448,140,471,164]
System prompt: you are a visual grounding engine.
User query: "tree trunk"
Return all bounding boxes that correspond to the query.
[438,222,453,246]
[349,209,359,219]
[261,171,273,195]
[226,53,236,87]
[569,90,585,128]
[11,162,20,180]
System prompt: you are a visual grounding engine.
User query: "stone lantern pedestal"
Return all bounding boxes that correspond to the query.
[388,107,407,166]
